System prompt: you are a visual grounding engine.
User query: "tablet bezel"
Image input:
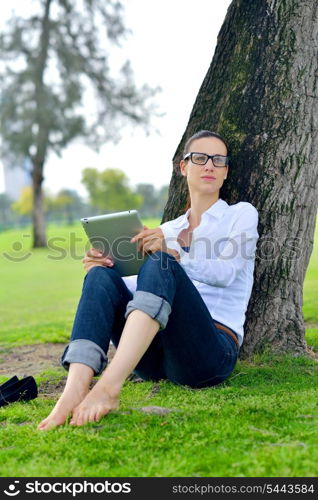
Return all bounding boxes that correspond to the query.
[81,210,146,276]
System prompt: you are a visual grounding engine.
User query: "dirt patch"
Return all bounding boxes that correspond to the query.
[305,322,318,328]
[0,342,116,378]
[0,343,145,398]
[38,376,68,398]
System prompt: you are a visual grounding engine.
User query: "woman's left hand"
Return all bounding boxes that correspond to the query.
[131,226,166,255]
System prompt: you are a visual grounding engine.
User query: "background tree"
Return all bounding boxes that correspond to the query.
[0,0,158,248]
[47,189,84,224]
[136,183,169,217]
[12,186,51,217]
[162,0,318,357]
[11,187,34,218]
[82,167,142,213]
[156,184,169,217]
[136,183,158,217]
[0,193,13,228]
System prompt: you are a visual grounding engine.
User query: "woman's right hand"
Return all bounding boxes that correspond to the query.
[82,248,114,273]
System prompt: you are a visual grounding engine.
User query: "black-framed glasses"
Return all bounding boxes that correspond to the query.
[184,152,229,167]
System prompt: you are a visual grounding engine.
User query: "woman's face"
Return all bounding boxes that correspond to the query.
[180,136,228,197]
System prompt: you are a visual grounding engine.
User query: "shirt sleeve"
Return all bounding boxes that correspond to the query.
[179,205,259,288]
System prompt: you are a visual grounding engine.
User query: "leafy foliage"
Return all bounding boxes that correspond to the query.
[0,0,159,159]
[11,186,34,216]
[82,167,143,212]
[0,0,160,245]
[136,183,169,217]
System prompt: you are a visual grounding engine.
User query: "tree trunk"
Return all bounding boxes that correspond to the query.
[32,158,46,247]
[66,205,74,225]
[162,0,318,357]
[32,0,52,248]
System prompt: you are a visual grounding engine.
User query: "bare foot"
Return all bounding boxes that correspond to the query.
[70,383,119,426]
[37,386,89,431]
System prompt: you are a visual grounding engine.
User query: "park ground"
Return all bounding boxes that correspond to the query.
[0,218,317,477]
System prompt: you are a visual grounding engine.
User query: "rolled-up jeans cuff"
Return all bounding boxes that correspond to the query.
[124,290,171,330]
[60,339,108,376]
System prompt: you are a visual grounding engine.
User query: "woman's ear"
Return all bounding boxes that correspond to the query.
[180,159,187,177]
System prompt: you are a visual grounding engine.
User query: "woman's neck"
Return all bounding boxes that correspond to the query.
[187,192,220,228]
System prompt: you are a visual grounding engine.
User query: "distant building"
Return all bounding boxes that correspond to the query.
[3,156,32,201]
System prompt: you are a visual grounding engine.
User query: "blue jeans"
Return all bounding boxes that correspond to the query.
[61,251,239,389]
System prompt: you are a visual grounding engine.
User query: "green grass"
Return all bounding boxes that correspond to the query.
[303,219,318,323]
[0,219,160,346]
[302,218,318,347]
[0,355,318,477]
[0,217,317,477]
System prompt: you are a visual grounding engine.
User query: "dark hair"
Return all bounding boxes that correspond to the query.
[182,130,229,211]
[183,129,229,157]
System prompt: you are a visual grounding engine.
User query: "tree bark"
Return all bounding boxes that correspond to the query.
[162,0,318,356]
[32,158,46,247]
[32,0,52,247]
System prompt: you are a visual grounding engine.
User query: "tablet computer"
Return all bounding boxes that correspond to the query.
[81,210,146,276]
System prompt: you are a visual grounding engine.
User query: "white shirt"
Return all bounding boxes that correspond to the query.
[122,198,259,347]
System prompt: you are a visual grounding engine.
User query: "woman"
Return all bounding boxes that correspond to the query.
[38,130,259,430]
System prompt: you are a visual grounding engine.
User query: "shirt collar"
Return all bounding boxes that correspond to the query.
[174,198,229,228]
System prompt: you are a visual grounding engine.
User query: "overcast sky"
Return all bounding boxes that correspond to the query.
[0,0,232,198]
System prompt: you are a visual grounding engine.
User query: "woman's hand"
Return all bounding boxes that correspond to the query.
[131,226,180,261]
[82,248,114,273]
[131,225,166,254]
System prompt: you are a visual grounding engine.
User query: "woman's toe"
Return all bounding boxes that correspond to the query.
[95,410,104,422]
[81,411,90,425]
[37,419,47,430]
[70,408,79,425]
[74,413,84,426]
[88,411,96,423]
[37,417,57,431]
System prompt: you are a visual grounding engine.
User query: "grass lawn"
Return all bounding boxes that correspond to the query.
[0,217,317,477]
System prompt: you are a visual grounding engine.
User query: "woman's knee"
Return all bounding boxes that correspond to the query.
[142,250,177,271]
[83,265,119,288]
[82,265,130,304]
